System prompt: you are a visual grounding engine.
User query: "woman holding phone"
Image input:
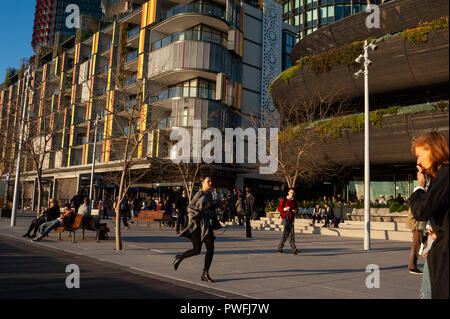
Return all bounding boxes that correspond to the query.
[409,131,449,299]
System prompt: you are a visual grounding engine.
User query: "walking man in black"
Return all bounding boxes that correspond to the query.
[175,190,189,235]
[277,188,301,255]
[244,188,254,238]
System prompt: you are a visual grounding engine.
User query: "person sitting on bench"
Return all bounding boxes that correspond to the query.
[23,199,60,238]
[32,203,76,242]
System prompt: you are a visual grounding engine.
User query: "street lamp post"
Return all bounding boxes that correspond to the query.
[354,40,378,251]
[11,66,32,227]
[89,114,100,214]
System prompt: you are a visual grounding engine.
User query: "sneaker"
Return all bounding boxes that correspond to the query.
[277,249,287,254]
[294,249,302,255]
[409,268,423,275]
[124,226,129,230]
[32,236,41,242]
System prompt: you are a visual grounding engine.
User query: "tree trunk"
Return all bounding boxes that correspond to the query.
[36,172,42,217]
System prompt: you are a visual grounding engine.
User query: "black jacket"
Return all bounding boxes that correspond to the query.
[175,195,189,214]
[409,164,449,299]
[43,205,60,222]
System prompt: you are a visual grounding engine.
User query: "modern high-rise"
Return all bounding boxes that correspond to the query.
[32,0,104,52]
[1,0,295,210]
[280,0,385,40]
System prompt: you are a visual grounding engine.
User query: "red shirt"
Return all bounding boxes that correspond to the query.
[278,197,298,220]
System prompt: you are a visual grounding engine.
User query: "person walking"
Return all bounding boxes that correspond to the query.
[175,190,189,235]
[119,195,130,230]
[244,189,254,238]
[409,131,448,299]
[173,177,221,283]
[406,207,427,274]
[277,188,301,255]
[235,192,245,226]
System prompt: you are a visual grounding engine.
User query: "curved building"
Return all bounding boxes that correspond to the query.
[270,0,449,201]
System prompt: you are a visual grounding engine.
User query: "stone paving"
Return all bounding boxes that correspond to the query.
[0,213,423,299]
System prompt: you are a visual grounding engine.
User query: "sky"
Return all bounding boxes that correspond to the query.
[0,0,36,82]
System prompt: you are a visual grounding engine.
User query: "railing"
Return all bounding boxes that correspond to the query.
[161,2,225,21]
[151,29,227,51]
[128,26,140,39]
[125,50,138,63]
[149,86,216,103]
[124,74,137,87]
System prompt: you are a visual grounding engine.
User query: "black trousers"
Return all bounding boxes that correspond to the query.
[245,213,252,238]
[175,212,187,233]
[120,210,129,227]
[180,227,215,271]
[278,219,297,250]
[312,215,321,224]
[25,218,46,236]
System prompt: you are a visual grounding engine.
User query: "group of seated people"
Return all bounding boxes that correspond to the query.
[22,199,76,242]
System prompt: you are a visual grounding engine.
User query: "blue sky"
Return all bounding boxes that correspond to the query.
[0,0,35,82]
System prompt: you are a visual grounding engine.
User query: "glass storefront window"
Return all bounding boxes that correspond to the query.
[352,4,360,14]
[335,5,343,21]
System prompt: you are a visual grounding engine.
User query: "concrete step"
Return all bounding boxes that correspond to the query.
[251,219,411,241]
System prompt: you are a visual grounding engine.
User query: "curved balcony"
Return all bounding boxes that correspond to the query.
[148,40,239,87]
[151,29,227,51]
[154,2,228,35]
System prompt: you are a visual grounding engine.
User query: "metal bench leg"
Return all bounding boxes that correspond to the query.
[58,232,61,240]
[82,228,85,239]
[72,231,75,243]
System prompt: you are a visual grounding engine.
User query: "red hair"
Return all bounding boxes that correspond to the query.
[412,131,449,178]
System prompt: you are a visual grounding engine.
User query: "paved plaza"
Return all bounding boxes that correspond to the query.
[0,213,423,299]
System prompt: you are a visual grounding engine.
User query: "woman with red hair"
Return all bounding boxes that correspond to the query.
[409,131,449,299]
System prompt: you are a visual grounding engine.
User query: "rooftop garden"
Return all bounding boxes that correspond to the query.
[279,100,449,143]
[271,16,449,90]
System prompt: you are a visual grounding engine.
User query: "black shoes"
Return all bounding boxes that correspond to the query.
[22,234,30,238]
[409,268,423,275]
[173,255,182,271]
[294,249,302,255]
[201,270,214,283]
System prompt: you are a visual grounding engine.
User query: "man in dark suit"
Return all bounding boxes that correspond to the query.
[323,203,338,228]
[175,190,189,235]
[244,188,254,238]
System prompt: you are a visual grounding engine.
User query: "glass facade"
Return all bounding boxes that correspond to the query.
[281,0,381,41]
[348,174,416,203]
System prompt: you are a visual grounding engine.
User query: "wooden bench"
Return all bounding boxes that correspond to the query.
[55,215,83,243]
[136,210,166,227]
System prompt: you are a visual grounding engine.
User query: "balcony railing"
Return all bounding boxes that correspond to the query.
[123,74,137,87]
[128,26,140,39]
[161,2,225,21]
[151,29,227,51]
[149,86,216,103]
[125,50,138,63]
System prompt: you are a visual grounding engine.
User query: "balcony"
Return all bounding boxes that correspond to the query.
[127,26,140,39]
[155,1,228,34]
[150,86,216,104]
[123,74,137,87]
[126,50,138,63]
[151,29,227,51]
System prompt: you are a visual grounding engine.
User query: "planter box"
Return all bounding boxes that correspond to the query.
[268,212,280,218]
[347,208,408,222]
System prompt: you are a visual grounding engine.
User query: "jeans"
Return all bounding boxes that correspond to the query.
[421,259,432,299]
[39,219,62,238]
